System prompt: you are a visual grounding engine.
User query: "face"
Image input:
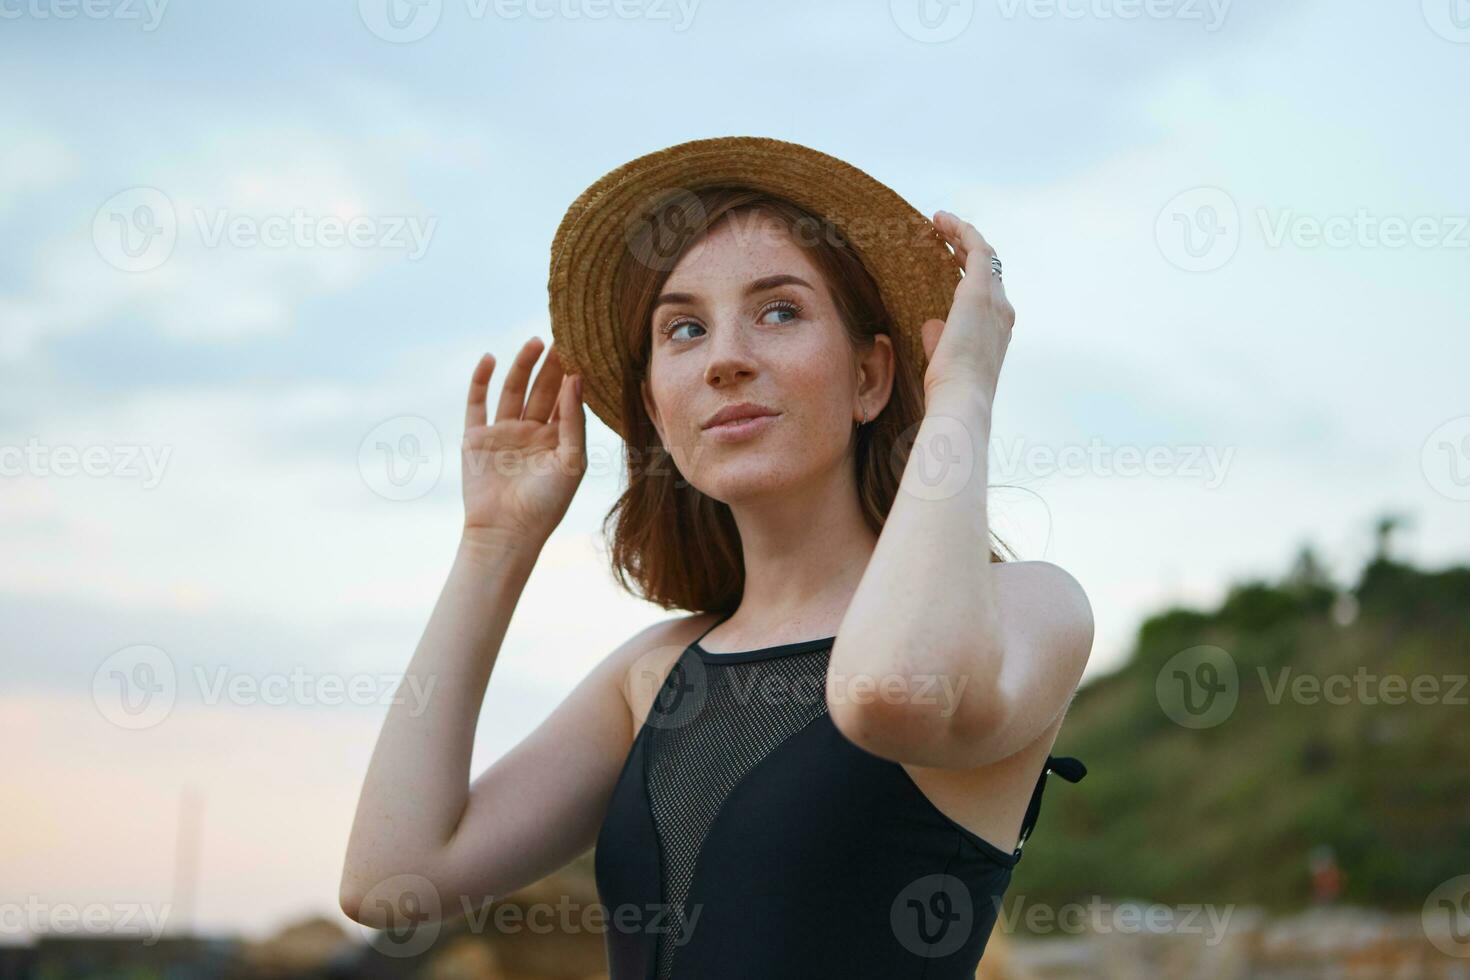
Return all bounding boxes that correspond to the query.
[640,210,893,501]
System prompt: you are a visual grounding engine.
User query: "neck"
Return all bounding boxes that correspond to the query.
[720,463,877,639]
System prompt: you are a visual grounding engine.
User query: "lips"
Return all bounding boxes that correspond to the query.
[703,402,780,430]
[703,412,781,442]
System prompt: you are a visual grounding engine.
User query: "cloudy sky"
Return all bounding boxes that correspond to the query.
[4,0,1468,945]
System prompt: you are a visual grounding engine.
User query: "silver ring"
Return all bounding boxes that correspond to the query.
[990,255,1003,280]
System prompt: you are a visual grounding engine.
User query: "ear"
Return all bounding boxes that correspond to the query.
[857,333,896,417]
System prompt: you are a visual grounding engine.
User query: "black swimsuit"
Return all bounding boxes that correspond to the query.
[594,613,1087,979]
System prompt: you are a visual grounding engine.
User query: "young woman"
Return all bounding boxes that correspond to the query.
[341,137,1094,979]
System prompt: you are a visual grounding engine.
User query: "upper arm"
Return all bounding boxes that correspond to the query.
[834,560,1093,770]
[423,616,697,911]
[962,559,1093,763]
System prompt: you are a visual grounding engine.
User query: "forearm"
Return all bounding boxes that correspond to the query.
[340,531,539,902]
[828,381,1005,755]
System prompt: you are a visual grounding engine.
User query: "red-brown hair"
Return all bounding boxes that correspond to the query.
[602,186,1011,613]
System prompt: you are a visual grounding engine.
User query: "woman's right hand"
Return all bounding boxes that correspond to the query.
[460,337,586,548]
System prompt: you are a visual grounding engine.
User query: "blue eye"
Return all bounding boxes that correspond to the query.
[761,300,801,325]
[663,319,705,341]
[659,299,802,343]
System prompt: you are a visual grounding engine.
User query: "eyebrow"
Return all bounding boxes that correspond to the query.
[653,273,814,313]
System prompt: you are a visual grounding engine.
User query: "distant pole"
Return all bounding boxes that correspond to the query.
[1372,513,1410,562]
[172,783,203,936]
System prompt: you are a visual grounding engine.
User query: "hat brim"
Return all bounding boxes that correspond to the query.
[547,135,962,438]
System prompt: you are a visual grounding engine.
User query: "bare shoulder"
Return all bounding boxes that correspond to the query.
[992,558,1091,611]
[993,559,1095,668]
[598,610,725,731]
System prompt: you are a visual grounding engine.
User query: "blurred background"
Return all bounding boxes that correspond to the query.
[4,0,1468,977]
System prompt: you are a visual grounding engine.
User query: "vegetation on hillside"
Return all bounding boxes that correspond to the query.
[1017,529,1470,913]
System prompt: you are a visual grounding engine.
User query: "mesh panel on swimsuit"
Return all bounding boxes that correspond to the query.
[643,646,830,980]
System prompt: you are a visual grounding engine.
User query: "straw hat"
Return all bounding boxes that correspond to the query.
[546,135,963,438]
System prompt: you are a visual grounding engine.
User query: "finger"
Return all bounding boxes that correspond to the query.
[522,342,566,424]
[558,373,586,464]
[495,337,546,424]
[465,353,495,431]
[936,212,1014,327]
[993,277,1016,328]
[935,211,996,280]
[940,210,995,262]
[934,211,969,268]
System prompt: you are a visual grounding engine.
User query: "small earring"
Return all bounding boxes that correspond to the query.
[857,406,868,427]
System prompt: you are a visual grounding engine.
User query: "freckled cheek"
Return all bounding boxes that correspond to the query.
[650,373,708,440]
[784,358,852,432]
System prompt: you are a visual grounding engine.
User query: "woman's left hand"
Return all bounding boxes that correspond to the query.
[921,210,1015,405]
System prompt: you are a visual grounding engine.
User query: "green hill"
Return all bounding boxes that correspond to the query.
[1017,548,1470,913]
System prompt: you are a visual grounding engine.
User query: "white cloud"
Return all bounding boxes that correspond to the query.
[0,119,79,217]
[0,84,500,362]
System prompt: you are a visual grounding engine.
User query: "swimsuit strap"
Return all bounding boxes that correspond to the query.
[691,610,735,645]
[1014,754,1088,859]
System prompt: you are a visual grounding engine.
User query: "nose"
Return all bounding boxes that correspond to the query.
[702,320,758,389]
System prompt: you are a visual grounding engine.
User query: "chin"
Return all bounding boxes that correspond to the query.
[687,451,815,504]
